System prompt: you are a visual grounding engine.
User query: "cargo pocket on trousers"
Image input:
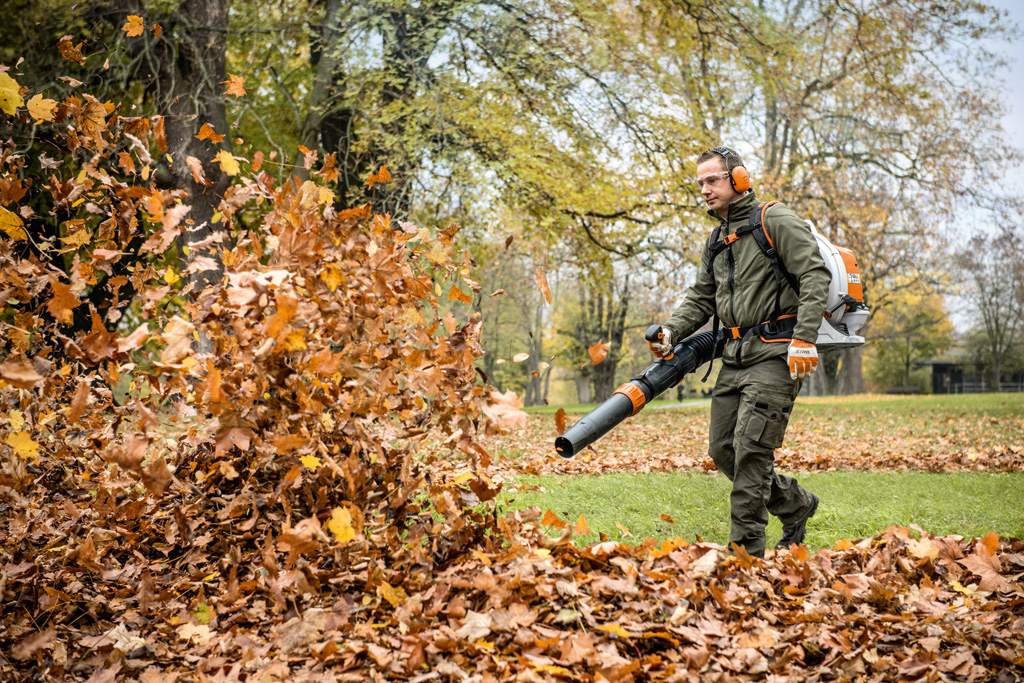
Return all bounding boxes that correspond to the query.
[744,393,793,449]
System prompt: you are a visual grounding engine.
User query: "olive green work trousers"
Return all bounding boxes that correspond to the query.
[708,357,817,558]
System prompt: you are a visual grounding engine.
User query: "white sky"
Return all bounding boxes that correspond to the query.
[989,0,1024,193]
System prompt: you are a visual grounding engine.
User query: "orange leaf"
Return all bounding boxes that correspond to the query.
[222,73,246,98]
[541,510,567,529]
[588,339,610,365]
[252,150,264,173]
[574,513,589,536]
[122,15,145,37]
[57,35,86,65]
[660,513,675,525]
[615,521,632,537]
[153,116,167,153]
[448,285,472,304]
[366,164,391,189]
[535,266,552,304]
[554,408,567,435]
[978,531,999,557]
[46,276,81,324]
[195,123,225,144]
[152,23,162,37]
[117,151,135,175]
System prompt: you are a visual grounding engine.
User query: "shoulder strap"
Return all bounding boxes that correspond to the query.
[748,201,800,293]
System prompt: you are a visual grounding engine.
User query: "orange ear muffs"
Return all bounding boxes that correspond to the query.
[730,165,750,193]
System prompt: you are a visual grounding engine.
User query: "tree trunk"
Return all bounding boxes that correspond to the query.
[574,373,593,404]
[117,0,231,291]
[839,346,866,394]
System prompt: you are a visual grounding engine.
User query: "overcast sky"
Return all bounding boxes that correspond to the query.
[989,0,1024,193]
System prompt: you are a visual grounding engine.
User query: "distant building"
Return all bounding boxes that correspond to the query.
[917,348,1024,394]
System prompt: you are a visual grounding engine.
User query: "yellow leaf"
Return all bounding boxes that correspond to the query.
[122,15,145,37]
[214,149,239,176]
[8,410,25,431]
[320,263,343,292]
[0,206,27,240]
[326,507,356,543]
[60,229,92,249]
[163,268,180,285]
[378,581,408,607]
[951,580,974,596]
[299,455,321,471]
[5,431,40,461]
[282,329,307,352]
[27,94,58,123]
[0,72,23,115]
[449,472,474,486]
[211,210,222,224]
[597,623,633,639]
[317,186,335,205]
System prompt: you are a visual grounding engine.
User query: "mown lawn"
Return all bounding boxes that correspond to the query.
[498,393,1024,549]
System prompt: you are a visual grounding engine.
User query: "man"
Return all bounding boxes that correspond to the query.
[649,146,829,558]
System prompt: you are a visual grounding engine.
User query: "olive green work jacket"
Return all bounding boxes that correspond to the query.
[662,192,831,367]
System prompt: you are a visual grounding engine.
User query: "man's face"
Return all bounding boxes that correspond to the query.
[696,157,743,214]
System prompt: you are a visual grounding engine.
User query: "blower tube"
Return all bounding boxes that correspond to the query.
[554,326,722,457]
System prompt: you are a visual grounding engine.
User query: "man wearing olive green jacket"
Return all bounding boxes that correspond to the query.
[649,147,829,558]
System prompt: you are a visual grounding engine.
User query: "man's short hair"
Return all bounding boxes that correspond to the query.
[698,147,743,172]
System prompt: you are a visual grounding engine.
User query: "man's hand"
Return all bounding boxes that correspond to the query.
[787,340,818,379]
[647,326,673,357]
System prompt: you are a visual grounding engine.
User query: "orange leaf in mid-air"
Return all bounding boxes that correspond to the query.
[366,165,391,189]
[554,408,567,435]
[57,35,86,65]
[122,15,145,37]
[574,514,589,536]
[195,123,225,144]
[222,74,246,98]
[588,339,610,365]
[448,285,472,304]
[252,150,265,173]
[535,266,552,304]
[660,513,675,525]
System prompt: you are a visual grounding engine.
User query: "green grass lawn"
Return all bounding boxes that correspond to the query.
[500,393,1024,549]
[500,470,1024,549]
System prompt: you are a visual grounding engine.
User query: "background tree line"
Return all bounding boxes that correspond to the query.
[2,0,1021,403]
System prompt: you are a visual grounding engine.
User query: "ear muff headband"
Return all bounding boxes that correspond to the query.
[709,146,750,193]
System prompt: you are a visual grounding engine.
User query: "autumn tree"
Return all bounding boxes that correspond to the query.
[865,284,955,391]
[955,224,1024,391]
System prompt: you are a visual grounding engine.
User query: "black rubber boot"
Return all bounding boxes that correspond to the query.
[775,493,819,550]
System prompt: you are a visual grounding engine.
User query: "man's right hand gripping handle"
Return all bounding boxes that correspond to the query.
[646,324,673,358]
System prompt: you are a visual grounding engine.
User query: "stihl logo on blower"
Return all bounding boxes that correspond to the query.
[554,221,868,458]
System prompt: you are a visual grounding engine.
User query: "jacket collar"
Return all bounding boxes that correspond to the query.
[707,190,757,224]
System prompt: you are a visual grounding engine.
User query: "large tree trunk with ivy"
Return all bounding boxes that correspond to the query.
[114,0,231,290]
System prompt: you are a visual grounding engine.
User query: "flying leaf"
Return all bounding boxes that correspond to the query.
[326,507,355,543]
[0,72,24,115]
[122,15,145,37]
[299,455,321,471]
[448,285,472,304]
[366,165,391,189]
[118,151,136,175]
[186,156,211,186]
[512,353,529,363]
[214,149,239,176]
[0,206,27,240]
[222,74,246,98]
[4,432,40,461]
[195,123,225,144]
[26,94,58,123]
[597,623,632,639]
[535,266,552,304]
[45,276,81,324]
[554,408,567,435]
[588,339,610,365]
[574,513,589,536]
[57,35,86,65]
[661,513,676,525]
[0,361,43,389]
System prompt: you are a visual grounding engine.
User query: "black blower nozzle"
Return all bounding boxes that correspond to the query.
[554,327,722,457]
